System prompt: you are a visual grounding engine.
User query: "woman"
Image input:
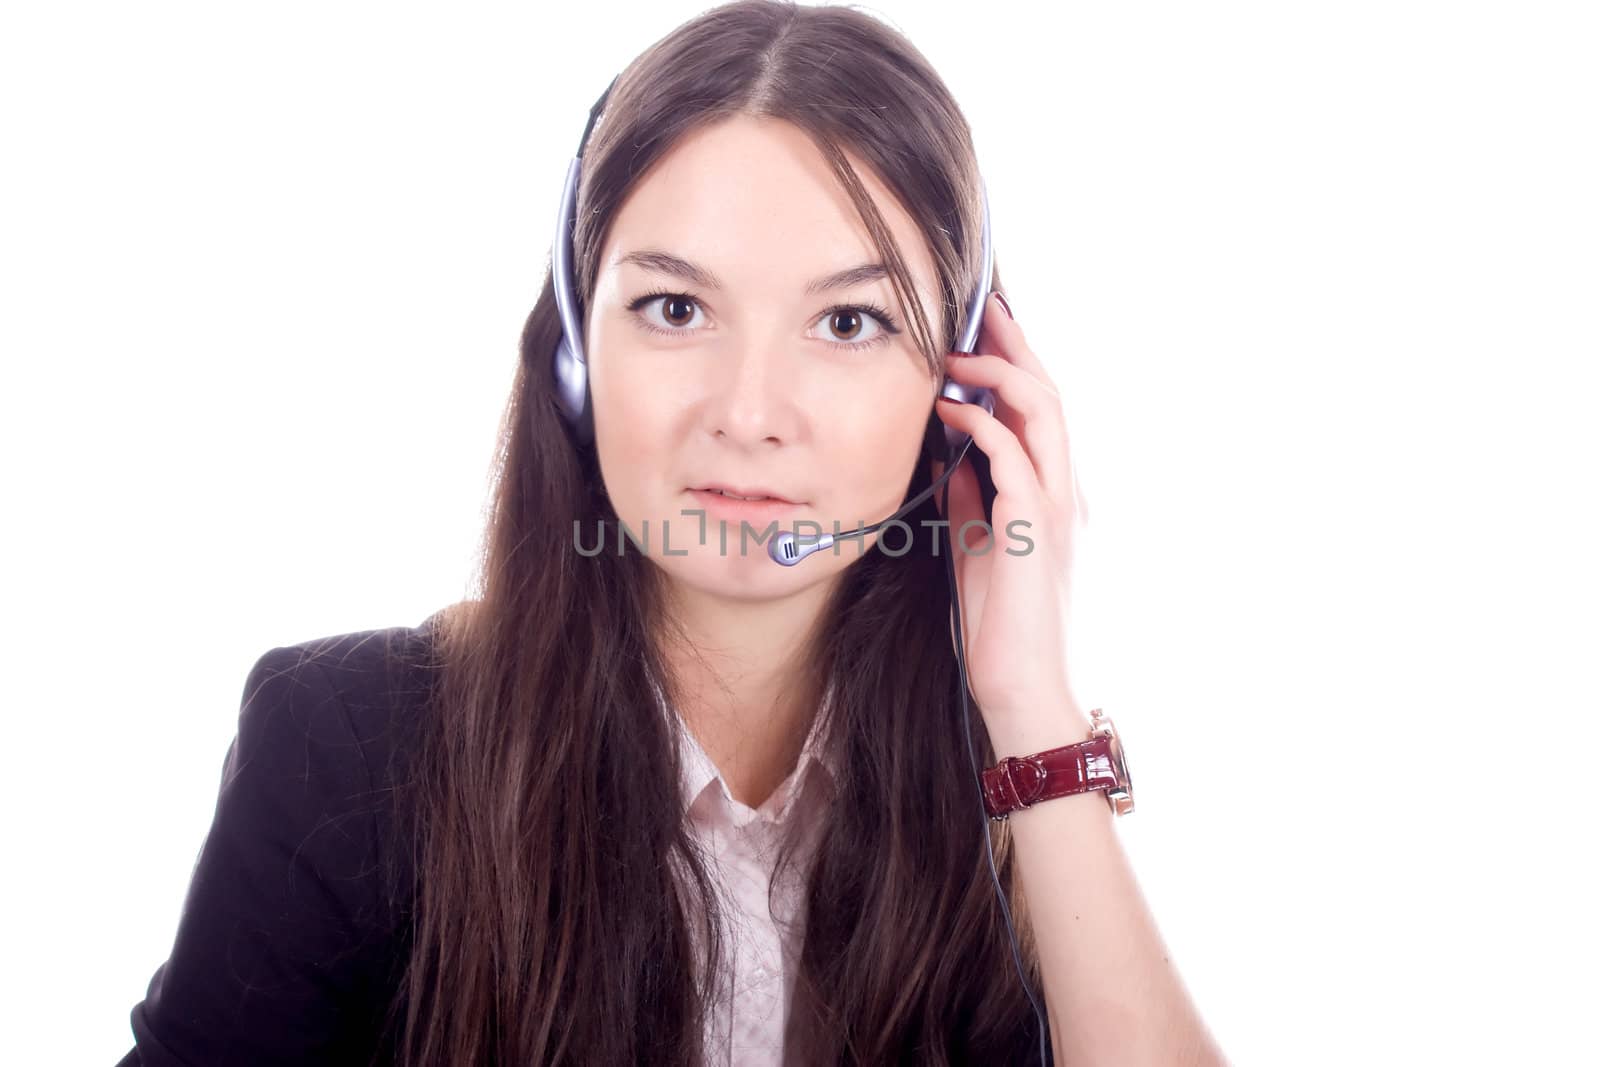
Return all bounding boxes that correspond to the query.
[118,2,1222,1064]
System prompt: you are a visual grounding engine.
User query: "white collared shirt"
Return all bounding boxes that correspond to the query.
[652,679,839,1066]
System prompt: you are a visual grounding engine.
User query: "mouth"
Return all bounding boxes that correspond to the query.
[688,483,803,505]
[685,486,807,522]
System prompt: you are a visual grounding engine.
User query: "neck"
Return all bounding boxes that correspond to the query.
[659,575,834,810]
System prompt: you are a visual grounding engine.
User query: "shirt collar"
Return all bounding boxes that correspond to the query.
[649,674,841,812]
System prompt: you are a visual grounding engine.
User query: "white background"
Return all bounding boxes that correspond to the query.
[2,1,1595,1063]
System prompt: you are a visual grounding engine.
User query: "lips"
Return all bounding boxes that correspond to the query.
[690,483,802,505]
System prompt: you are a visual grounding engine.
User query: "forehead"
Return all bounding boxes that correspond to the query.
[597,114,939,306]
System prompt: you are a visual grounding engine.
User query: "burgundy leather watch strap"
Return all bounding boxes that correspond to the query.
[981,735,1123,820]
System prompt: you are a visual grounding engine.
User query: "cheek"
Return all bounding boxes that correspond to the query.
[825,382,934,494]
[591,353,676,454]
[592,379,678,513]
[602,389,666,449]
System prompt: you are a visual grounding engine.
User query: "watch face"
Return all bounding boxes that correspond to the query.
[1104,720,1135,816]
[1088,709,1134,815]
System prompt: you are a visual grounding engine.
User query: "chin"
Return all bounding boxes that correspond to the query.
[653,545,801,595]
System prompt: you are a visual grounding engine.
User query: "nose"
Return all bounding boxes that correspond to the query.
[703,340,798,448]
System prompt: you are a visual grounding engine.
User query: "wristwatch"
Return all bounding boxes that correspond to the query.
[981,707,1135,820]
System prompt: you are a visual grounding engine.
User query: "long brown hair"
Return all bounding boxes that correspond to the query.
[376,2,1041,1062]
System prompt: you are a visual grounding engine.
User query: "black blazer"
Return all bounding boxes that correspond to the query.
[116,617,440,1067]
[116,612,1050,1065]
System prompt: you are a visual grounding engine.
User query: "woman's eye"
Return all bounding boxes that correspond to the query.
[634,293,707,332]
[812,308,883,347]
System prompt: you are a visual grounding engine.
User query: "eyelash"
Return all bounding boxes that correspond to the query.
[625,288,902,353]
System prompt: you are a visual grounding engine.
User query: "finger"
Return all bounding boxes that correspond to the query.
[945,353,1072,504]
[933,396,1049,515]
[931,454,980,574]
[979,291,1060,395]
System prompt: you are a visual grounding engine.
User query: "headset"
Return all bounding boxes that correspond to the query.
[549,75,1052,1065]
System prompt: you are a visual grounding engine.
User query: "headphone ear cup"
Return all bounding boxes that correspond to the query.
[937,376,994,458]
[551,331,595,444]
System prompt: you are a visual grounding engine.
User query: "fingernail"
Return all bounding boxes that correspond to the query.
[993,291,1015,320]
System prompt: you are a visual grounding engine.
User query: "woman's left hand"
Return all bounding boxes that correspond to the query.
[932,291,1092,743]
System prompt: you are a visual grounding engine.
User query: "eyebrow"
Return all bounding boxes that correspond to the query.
[616,249,889,296]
